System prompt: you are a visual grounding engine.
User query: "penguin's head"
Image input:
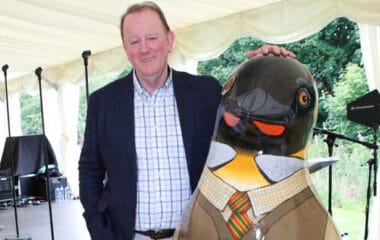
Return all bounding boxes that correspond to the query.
[215,55,317,158]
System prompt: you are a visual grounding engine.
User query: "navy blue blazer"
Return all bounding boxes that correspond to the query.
[79,69,221,239]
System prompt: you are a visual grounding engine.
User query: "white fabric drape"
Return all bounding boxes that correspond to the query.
[0,93,22,183]
[56,83,80,196]
[0,94,22,150]
[0,93,22,137]
[0,99,6,150]
[359,24,380,90]
[3,0,380,91]
[43,87,63,169]
[173,0,380,61]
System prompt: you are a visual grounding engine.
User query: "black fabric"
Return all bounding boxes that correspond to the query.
[0,135,58,176]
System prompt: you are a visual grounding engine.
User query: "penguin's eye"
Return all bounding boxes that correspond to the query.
[224,111,241,127]
[297,88,311,110]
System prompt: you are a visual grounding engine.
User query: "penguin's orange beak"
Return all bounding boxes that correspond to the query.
[224,111,285,136]
[252,120,285,136]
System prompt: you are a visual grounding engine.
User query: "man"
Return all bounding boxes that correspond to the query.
[78,1,295,240]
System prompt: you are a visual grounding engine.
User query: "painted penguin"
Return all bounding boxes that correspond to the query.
[174,55,341,240]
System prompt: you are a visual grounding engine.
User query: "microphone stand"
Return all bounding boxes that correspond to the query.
[2,64,31,240]
[314,127,378,240]
[81,50,91,102]
[372,125,378,197]
[35,67,55,240]
[362,124,378,240]
[314,127,377,149]
[313,127,338,215]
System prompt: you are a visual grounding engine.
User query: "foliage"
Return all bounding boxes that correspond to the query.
[308,134,370,239]
[77,68,131,145]
[20,91,42,135]
[198,18,361,127]
[285,18,362,126]
[19,66,131,141]
[308,135,371,207]
[322,63,370,139]
[333,207,366,240]
[285,18,361,95]
[198,37,265,86]
[304,79,371,211]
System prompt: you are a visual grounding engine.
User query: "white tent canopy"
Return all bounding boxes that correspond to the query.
[1,0,380,239]
[1,0,380,90]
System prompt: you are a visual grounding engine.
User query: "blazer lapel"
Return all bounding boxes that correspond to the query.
[173,70,195,167]
[112,73,137,178]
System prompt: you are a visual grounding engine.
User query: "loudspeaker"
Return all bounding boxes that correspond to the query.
[18,174,38,197]
[36,176,67,200]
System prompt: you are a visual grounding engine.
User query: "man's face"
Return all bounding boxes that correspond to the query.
[122,9,174,82]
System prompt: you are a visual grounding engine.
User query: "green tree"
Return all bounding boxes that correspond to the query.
[77,67,132,145]
[310,64,371,205]
[286,18,361,95]
[20,91,42,135]
[198,37,264,86]
[323,63,370,136]
[198,17,361,128]
[284,18,361,126]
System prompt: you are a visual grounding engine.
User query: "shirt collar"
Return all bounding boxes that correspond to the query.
[133,67,173,97]
[198,166,308,217]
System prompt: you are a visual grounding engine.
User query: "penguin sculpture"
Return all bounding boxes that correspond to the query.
[174,55,341,240]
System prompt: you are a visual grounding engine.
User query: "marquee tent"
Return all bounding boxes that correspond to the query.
[0,0,380,239]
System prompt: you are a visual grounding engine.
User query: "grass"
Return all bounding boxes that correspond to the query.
[332,205,366,240]
[307,135,372,239]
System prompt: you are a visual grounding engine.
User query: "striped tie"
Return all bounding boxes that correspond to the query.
[227,191,253,240]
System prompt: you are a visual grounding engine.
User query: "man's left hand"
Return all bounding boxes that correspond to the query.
[246,44,296,59]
